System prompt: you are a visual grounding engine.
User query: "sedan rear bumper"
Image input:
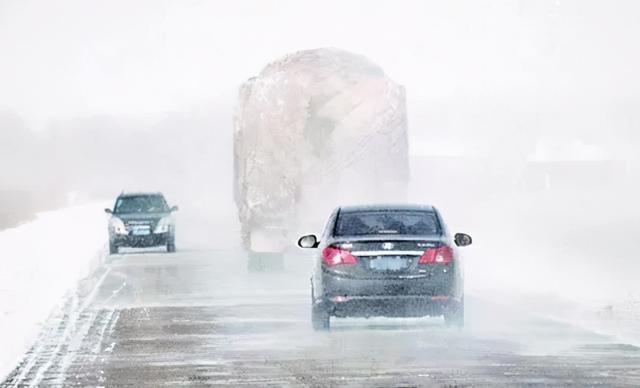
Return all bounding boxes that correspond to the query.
[322,266,458,296]
[321,295,457,318]
[318,266,461,318]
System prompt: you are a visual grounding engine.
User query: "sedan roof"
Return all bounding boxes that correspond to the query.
[339,204,436,213]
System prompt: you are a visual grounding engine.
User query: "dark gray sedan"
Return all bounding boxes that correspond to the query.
[298,204,472,330]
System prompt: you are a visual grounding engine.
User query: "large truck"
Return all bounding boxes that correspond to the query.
[234,48,410,269]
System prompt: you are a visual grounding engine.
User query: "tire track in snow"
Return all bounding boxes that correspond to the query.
[6,294,80,386]
[6,267,112,387]
[50,270,126,386]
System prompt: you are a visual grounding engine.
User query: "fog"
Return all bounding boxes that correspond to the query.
[1,0,640,355]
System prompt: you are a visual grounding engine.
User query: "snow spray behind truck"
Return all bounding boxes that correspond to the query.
[234,48,409,269]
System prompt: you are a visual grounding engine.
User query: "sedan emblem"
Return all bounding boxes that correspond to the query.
[381,242,395,250]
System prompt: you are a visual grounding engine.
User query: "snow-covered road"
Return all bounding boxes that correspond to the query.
[2,203,640,386]
[3,245,640,386]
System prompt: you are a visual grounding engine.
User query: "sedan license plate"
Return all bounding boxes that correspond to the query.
[369,257,409,271]
[132,227,151,236]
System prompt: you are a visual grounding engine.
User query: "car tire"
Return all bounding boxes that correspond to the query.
[167,239,176,253]
[444,297,464,328]
[109,242,118,255]
[311,304,330,331]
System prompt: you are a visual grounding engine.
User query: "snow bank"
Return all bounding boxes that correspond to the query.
[0,203,107,380]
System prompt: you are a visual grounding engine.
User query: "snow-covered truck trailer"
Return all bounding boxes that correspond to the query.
[233,48,409,267]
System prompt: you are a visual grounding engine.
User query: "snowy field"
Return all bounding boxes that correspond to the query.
[0,203,108,380]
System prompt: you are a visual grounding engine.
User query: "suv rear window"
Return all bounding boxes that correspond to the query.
[334,210,441,236]
[114,195,169,214]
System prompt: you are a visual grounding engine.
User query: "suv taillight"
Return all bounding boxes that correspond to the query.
[419,245,454,265]
[322,246,358,267]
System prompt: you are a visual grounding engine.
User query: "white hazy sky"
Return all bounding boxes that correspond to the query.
[0,0,639,130]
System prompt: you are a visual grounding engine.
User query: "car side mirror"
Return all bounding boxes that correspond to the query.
[298,234,319,249]
[104,208,113,214]
[170,205,179,212]
[454,233,472,247]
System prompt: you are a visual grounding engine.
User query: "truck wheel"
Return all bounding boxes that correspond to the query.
[167,239,176,253]
[444,297,464,328]
[109,242,118,255]
[311,304,330,331]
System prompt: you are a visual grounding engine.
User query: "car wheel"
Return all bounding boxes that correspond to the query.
[167,239,176,253]
[109,242,118,255]
[444,297,464,328]
[311,304,330,331]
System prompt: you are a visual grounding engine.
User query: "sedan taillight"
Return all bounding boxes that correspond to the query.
[418,245,454,265]
[322,247,358,267]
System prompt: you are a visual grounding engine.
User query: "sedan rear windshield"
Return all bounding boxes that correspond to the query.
[114,195,169,214]
[334,210,441,236]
